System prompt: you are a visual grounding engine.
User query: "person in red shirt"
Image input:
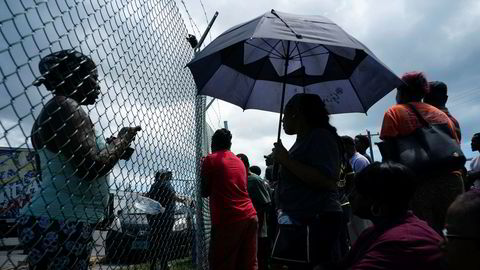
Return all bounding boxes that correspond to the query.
[331,162,446,270]
[379,71,464,233]
[201,128,258,270]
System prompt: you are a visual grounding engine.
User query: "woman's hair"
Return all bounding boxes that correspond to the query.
[236,153,249,168]
[34,50,96,94]
[341,135,355,147]
[287,93,346,168]
[399,71,430,101]
[355,134,370,148]
[286,93,338,135]
[354,161,417,214]
[211,128,232,151]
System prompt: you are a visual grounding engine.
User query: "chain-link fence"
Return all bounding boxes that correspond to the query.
[0,0,211,269]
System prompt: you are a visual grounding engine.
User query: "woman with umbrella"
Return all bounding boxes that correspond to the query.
[271,93,344,269]
[187,9,403,269]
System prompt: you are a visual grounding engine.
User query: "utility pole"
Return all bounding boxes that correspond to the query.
[366,129,380,162]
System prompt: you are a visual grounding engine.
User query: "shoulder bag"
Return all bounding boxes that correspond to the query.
[381,103,466,175]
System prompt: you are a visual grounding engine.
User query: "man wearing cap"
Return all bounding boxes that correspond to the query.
[424,81,462,141]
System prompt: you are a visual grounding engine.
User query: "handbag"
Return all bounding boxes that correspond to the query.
[271,224,310,264]
[381,103,466,174]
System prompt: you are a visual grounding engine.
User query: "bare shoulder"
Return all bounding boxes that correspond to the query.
[39,96,94,136]
[48,96,89,120]
[51,96,80,111]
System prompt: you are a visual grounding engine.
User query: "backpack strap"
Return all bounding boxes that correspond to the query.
[406,103,430,127]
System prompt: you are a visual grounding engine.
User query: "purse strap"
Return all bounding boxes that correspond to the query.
[406,103,430,127]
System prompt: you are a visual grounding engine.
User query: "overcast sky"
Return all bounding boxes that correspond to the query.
[1,0,479,183]
[0,0,199,194]
[179,0,480,175]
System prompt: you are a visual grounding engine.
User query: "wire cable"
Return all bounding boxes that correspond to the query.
[179,0,202,36]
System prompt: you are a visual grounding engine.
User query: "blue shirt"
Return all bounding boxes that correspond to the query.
[276,128,342,220]
[350,152,370,173]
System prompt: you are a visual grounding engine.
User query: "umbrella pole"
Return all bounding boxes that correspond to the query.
[273,41,291,182]
[276,41,291,143]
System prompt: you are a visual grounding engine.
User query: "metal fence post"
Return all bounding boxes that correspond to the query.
[193,11,218,270]
[194,95,207,269]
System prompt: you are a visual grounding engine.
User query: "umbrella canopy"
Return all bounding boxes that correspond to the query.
[187,10,402,115]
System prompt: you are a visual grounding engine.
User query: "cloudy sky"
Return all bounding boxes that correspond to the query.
[1,0,479,185]
[0,0,199,194]
[180,0,480,174]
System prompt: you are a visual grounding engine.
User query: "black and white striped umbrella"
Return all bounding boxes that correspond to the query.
[187,10,402,133]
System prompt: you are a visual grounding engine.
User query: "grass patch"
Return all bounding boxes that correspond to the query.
[169,258,193,270]
[113,258,193,270]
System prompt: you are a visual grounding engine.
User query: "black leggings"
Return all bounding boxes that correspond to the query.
[288,212,343,270]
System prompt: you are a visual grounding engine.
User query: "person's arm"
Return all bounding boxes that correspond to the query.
[379,110,398,141]
[37,96,139,181]
[445,118,460,144]
[272,140,337,190]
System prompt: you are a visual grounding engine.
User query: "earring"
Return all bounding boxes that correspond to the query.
[370,205,381,217]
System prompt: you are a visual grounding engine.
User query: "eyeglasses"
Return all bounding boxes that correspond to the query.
[442,228,480,241]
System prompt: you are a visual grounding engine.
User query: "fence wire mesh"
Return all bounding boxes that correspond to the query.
[0,0,211,269]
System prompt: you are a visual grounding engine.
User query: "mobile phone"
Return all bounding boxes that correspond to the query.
[121,147,135,160]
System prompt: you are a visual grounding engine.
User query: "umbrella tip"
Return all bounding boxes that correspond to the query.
[296,34,303,39]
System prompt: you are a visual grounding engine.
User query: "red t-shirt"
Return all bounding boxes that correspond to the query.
[344,212,445,270]
[202,150,256,226]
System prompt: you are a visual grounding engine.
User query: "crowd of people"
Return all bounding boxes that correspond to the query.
[201,72,480,270]
[12,49,480,270]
